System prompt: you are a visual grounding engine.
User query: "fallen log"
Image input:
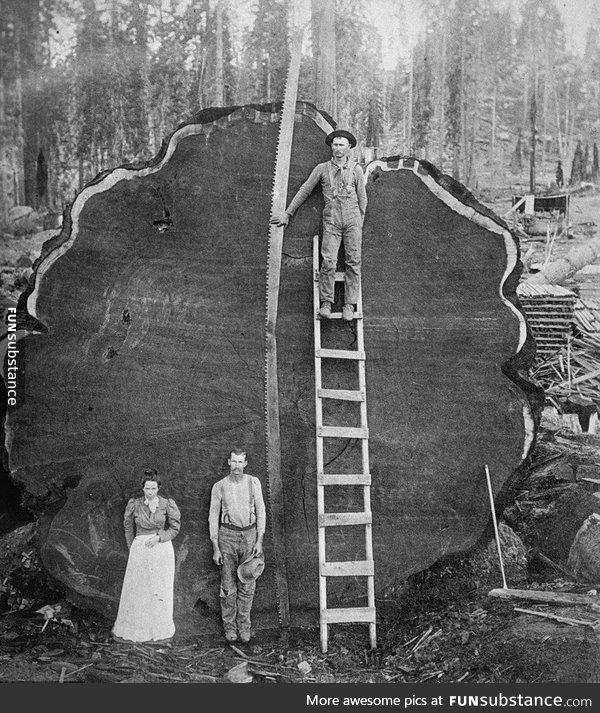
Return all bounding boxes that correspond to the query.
[525,237,600,285]
[489,588,600,607]
[4,103,540,634]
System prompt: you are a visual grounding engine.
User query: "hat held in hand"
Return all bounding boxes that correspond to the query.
[237,554,265,584]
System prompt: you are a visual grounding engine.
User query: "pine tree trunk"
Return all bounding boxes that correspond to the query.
[437,18,446,167]
[490,84,497,192]
[465,39,483,186]
[22,0,51,209]
[530,87,537,194]
[459,40,466,180]
[312,0,336,120]
[131,0,150,159]
[541,40,549,179]
[552,78,564,161]
[14,38,25,204]
[0,76,8,225]
[407,49,413,153]
[198,46,207,109]
[215,0,224,106]
[564,80,571,159]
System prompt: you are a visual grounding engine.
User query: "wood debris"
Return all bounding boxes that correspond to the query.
[489,587,600,607]
[531,326,600,413]
[514,607,600,630]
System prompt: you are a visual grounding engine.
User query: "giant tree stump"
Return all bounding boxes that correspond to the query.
[4,103,541,633]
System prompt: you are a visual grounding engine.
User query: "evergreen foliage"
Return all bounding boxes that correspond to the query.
[1,0,599,214]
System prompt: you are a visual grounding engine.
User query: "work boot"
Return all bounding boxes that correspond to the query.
[225,628,238,643]
[239,630,251,643]
[342,304,354,322]
[319,301,333,319]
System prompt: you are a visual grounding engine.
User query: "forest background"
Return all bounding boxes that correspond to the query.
[1,0,600,224]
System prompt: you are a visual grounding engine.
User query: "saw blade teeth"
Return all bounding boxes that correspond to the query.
[263,29,304,629]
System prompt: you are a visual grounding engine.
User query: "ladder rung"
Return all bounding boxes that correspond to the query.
[318,473,371,486]
[319,512,372,527]
[318,426,369,439]
[318,388,365,401]
[324,311,363,320]
[321,606,376,624]
[316,348,365,360]
[321,560,374,577]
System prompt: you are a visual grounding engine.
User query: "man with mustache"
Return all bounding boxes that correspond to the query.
[209,448,266,643]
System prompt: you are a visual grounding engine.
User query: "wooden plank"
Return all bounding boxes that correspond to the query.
[319,511,372,527]
[321,560,374,577]
[321,606,376,624]
[327,311,363,320]
[514,607,600,629]
[504,195,526,217]
[318,473,371,485]
[488,588,600,607]
[316,348,365,360]
[318,388,365,401]
[319,426,369,439]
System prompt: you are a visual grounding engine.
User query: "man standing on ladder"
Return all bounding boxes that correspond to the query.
[271,129,367,322]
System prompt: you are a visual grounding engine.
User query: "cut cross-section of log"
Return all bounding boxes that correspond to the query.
[4,111,541,635]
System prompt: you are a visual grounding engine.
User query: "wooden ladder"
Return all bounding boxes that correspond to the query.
[312,235,377,654]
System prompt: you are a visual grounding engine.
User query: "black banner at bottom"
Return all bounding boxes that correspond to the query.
[1,682,597,712]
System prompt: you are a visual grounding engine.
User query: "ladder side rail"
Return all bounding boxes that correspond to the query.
[313,235,329,652]
[356,281,377,649]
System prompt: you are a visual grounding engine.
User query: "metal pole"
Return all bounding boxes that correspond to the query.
[485,464,508,589]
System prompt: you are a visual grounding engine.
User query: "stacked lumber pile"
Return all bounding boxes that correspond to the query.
[517,283,577,358]
[575,297,600,333]
[518,284,600,431]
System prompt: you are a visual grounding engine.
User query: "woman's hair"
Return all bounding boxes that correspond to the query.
[141,467,161,488]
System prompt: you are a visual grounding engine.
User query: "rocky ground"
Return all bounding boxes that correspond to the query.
[3,191,600,684]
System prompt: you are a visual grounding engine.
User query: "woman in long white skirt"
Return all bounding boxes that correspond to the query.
[113,469,181,643]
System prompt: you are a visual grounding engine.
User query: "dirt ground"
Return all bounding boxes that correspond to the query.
[2,478,600,685]
[3,191,600,684]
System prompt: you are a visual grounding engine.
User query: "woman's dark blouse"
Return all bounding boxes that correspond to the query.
[123,495,181,547]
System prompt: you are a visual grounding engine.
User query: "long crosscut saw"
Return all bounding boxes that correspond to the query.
[264,27,304,629]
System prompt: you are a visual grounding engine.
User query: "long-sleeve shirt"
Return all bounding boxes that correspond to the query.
[123,495,181,548]
[208,473,266,542]
[285,158,367,218]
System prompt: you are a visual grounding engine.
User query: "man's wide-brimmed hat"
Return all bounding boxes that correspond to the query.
[237,554,265,584]
[326,129,357,148]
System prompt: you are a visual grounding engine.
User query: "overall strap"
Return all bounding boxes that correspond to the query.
[327,161,337,198]
[221,479,232,524]
[247,474,255,523]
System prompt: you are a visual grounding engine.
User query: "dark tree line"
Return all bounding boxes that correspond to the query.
[1,0,598,220]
